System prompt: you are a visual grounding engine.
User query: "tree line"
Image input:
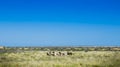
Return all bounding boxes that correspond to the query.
[0,46,120,53]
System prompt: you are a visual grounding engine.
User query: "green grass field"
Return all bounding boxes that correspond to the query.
[0,51,120,67]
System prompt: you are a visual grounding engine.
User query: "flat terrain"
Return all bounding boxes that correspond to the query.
[0,51,120,67]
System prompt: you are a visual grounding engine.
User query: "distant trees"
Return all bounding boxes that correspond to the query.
[0,47,120,52]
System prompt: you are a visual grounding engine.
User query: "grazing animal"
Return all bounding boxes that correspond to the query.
[47,51,72,56]
[46,51,56,56]
[61,52,67,56]
[46,52,50,56]
[67,52,73,55]
[47,52,51,56]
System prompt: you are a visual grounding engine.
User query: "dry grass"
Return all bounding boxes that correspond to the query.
[0,51,120,67]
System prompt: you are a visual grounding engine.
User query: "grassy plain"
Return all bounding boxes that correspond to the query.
[0,51,120,67]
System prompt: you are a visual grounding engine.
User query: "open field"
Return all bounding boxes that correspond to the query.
[0,50,120,67]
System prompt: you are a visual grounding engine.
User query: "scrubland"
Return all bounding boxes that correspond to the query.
[0,51,120,67]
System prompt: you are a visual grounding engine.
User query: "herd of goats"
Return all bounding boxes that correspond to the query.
[46,51,73,56]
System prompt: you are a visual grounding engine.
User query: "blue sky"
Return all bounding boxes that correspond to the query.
[0,0,120,46]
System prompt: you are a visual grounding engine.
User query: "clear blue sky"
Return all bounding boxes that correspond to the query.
[0,0,120,46]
